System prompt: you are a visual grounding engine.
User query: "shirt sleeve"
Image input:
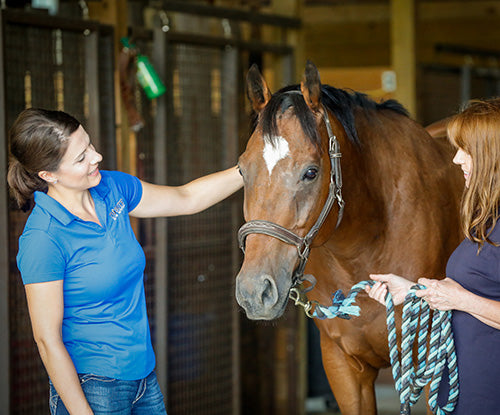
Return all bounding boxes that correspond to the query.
[104,170,143,211]
[17,229,66,285]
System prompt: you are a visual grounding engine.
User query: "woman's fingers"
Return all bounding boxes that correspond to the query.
[414,288,429,297]
[418,277,436,287]
[369,273,391,283]
[365,281,387,304]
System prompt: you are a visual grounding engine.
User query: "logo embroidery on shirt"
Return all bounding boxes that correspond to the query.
[110,199,125,220]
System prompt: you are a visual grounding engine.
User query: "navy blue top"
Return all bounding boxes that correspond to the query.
[17,170,156,380]
[438,224,500,413]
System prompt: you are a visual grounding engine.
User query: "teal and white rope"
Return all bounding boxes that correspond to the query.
[310,280,459,415]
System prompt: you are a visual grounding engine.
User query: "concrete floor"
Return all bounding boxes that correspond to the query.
[306,384,428,415]
[375,384,427,415]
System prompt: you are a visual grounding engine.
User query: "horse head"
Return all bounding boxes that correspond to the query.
[235,61,465,415]
[236,62,346,320]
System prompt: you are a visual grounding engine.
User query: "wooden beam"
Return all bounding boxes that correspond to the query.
[391,0,417,117]
[304,22,390,67]
[420,1,500,20]
[303,4,389,23]
[303,1,500,23]
[271,0,304,81]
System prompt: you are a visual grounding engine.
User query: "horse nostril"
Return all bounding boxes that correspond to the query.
[260,276,278,308]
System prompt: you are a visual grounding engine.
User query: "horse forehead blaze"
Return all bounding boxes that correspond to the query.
[262,135,289,176]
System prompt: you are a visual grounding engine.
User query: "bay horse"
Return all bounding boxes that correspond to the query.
[235,61,464,415]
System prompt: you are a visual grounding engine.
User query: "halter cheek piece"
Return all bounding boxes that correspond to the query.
[238,99,345,290]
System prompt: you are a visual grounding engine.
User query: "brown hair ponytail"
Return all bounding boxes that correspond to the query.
[7,108,80,210]
[7,159,47,211]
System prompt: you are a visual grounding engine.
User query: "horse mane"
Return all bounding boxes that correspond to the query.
[259,84,409,150]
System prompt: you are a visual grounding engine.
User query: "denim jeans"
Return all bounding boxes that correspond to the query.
[49,370,167,415]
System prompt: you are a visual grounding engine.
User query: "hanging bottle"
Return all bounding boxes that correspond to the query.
[121,37,166,100]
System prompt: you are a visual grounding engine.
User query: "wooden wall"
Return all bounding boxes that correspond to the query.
[302,1,500,67]
[300,0,500,122]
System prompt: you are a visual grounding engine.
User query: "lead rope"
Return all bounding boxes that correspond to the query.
[292,280,459,415]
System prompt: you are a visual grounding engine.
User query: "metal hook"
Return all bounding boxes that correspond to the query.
[222,18,232,38]
[79,0,89,20]
[289,287,318,318]
[158,10,170,32]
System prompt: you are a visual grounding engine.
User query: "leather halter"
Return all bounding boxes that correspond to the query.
[238,102,345,287]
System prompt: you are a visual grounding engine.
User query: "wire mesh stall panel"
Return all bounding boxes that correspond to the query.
[131,36,160,351]
[1,10,115,414]
[165,44,237,415]
[123,26,240,414]
[116,3,298,414]
[139,5,299,412]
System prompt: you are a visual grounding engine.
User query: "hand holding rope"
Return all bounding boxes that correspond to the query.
[291,280,459,415]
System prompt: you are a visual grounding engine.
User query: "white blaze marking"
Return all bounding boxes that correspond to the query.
[263,136,289,176]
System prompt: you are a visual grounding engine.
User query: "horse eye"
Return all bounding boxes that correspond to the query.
[302,168,318,181]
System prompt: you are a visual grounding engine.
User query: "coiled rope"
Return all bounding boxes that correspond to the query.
[295,280,459,415]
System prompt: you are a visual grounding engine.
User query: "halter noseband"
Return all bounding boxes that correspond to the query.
[238,101,345,288]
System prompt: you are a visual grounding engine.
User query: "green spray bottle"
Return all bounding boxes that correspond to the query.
[121,37,166,100]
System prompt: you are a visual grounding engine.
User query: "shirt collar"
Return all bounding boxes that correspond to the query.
[91,176,111,199]
[33,179,110,226]
[34,191,74,225]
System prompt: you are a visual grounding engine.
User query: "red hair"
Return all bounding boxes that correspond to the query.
[447,98,500,250]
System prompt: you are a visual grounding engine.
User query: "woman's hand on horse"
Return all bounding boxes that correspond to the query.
[414,277,463,311]
[366,273,414,306]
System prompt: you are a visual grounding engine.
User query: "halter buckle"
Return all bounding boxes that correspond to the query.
[297,240,310,259]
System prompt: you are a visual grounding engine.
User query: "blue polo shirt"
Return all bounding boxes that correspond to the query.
[17,170,155,380]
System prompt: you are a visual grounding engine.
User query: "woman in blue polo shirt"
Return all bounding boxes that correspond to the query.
[8,108,243,415]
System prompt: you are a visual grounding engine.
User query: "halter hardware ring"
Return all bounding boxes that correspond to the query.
[298,241,311,259]
[289,287,319,318]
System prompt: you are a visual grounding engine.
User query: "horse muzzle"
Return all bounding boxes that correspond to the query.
[235,271,290,320]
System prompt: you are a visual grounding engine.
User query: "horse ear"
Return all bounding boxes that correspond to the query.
[300,60,322,113]
[246,64,272,113]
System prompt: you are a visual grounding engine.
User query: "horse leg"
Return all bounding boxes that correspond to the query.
[320,337,379,415]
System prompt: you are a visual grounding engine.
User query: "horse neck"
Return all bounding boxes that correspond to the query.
[320,111,388,259]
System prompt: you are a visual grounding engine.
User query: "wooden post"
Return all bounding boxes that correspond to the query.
[390,0,417,117]
[271,0,303,85]
[270,4,306,414]
[152,26,169,400]
[88,0,129,172]
[0,11,10,414]
[88,1,139,234]
[84,30,101,150]
[221,44,241,415]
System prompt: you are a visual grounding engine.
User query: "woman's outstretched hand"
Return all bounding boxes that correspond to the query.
[365,273,414,306]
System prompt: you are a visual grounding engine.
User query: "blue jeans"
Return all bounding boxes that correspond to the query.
[49,370,167,415]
